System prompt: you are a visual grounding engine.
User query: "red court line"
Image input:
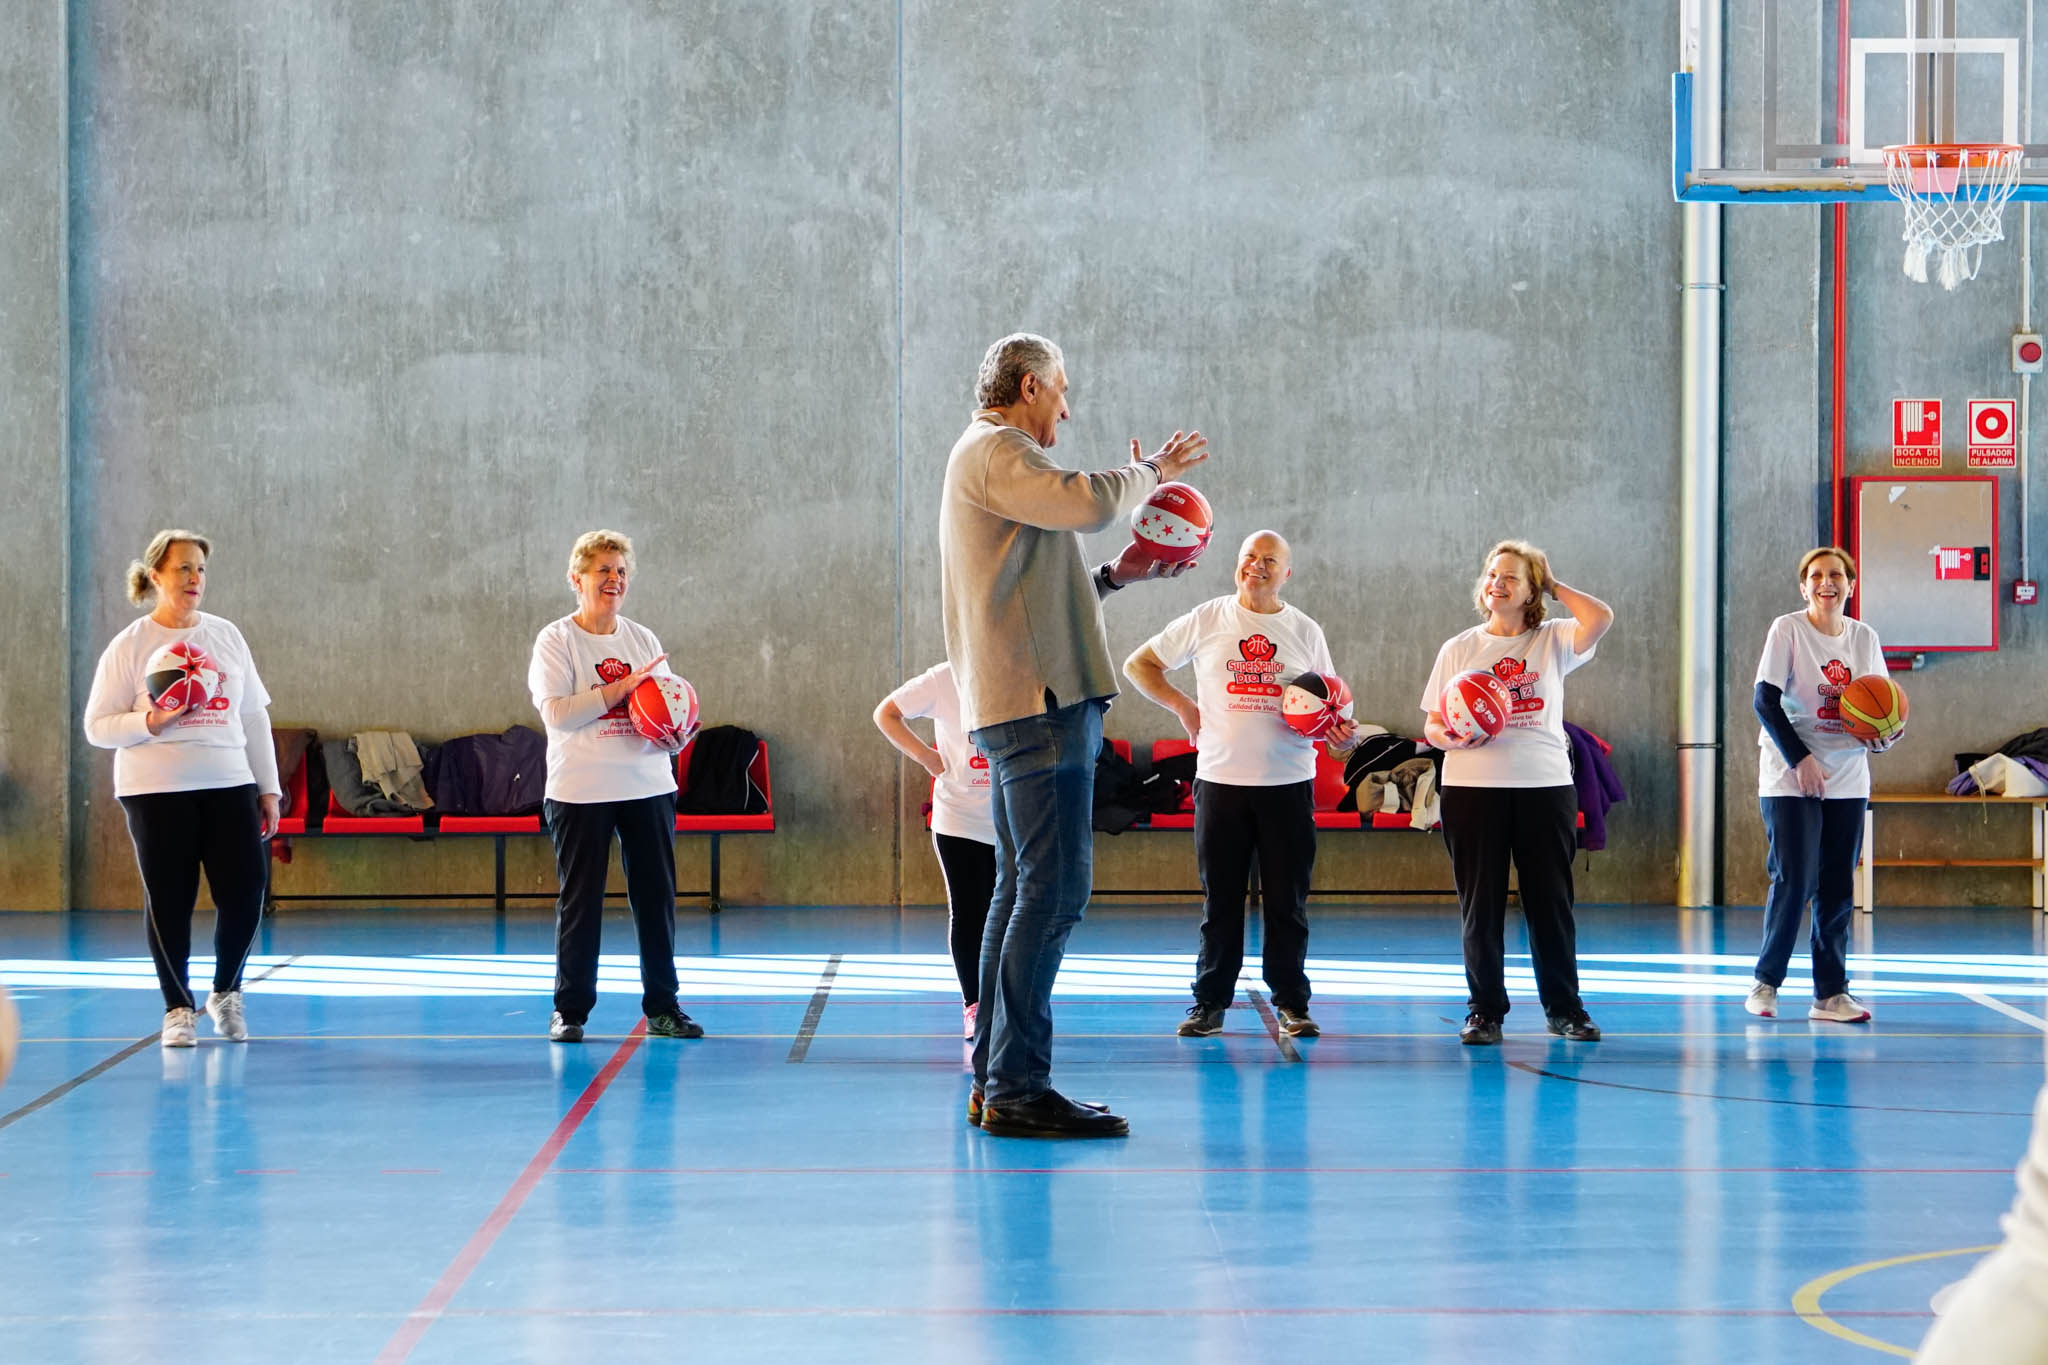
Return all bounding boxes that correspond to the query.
[374,1021,646,1365]
[381,1169,442,1175]
[235,1169,297,1175]
[92,1170,152,1178]
[549,1164,2009,1176]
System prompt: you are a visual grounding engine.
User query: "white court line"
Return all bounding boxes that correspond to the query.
[1962,990,2048,1033]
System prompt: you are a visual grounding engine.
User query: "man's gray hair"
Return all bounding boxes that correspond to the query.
[976,333,1064,408]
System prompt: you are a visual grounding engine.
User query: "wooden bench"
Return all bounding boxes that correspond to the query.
[269,738,775,914]
[1854,792,2048,915]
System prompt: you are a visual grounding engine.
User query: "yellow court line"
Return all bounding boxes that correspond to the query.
[1793,1244,1996,1357]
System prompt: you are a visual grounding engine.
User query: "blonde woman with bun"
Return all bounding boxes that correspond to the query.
[1421,539,1614,1048]
[82,530,281,1048]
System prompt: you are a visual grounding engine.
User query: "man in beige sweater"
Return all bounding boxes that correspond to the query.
[942,332,1208,1138]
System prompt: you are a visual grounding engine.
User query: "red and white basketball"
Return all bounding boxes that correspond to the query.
[144,641,218,712]
[1129,482,1213,564]
[1281,671,1353,740]
[628,674,698,747]
[1439,670,1512,743]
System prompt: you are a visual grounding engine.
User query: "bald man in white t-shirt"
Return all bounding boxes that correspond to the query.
[1125,530,1358,1039]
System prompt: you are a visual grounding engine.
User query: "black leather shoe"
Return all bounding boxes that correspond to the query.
[969,1087,1108,1127]
[979,1089,1129,1138]
[1459,1012,1503,1046]
[1545,1010,1601,1041]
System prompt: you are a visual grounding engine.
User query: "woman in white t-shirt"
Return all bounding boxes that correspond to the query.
[1746,546,1895,1024]
[82,530,282,1049]
[1422,539,1614,1047]
[528,530,701,1044]
[876,661,995,1041]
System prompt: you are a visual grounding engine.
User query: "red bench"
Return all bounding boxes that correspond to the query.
[267,738,774,914]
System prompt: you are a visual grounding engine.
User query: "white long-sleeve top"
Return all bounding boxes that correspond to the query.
[82,612,281,798]
[528,614,680,803]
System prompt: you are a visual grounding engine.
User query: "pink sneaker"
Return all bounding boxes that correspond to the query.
[962,1002,979,1041]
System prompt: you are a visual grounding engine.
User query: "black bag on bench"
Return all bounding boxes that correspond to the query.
[680,725,768,815]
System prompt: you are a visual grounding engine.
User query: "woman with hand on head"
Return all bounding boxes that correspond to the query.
[83,529,282,1048]
[875,660,995,1041]
[529,529,702,1044]
[1422,540,1614,1047]
[1746,546,1894,1024]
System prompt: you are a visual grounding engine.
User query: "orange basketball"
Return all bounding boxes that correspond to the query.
[1837,675,1907,744]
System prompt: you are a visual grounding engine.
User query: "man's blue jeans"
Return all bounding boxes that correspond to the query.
[969,697,1105,1105]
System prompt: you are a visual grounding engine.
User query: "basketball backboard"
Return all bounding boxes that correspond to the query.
[1676,0,2048,203]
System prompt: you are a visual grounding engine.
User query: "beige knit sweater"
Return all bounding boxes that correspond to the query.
[940,411,1163,732]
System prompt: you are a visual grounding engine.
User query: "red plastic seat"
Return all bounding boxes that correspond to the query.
[438,815,542,834]
[275,761,310,837]
[320,791,425,835]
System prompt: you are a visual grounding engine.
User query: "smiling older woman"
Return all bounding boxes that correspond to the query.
[1421,539,1614,1048]
[82,529,282,1049]
[1745,546,1896,1025]
[528,529,702,1043]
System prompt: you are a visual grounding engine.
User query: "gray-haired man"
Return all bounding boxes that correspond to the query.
[941,332,1209,1138]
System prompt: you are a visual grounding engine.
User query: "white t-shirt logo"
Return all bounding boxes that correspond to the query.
[1492,656,1546,719]
[1816,658,1850,730]
[1225,634,1283,698]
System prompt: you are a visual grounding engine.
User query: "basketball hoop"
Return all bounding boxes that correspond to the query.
[1881,143,2025,290]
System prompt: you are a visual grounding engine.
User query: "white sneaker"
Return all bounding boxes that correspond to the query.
[962,1001,979,1041]
[1809,993,1873,1023]
[1744,981,1778,1017]
[204,990,248,1042]
[161,1007,198,1048]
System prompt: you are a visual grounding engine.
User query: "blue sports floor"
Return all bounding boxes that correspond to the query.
[2,904,2045,1364]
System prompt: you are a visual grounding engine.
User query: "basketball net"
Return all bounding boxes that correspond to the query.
[1882,144,2025,290]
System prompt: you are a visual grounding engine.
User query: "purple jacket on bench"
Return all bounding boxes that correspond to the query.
[1564,722,1626,853]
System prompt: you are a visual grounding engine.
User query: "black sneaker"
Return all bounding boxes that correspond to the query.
[1459,1012,1503,1046]
[1545,1010,1601,1041]
[548,1012,583,1043]
[1275,1007,1320,1038]
[1177,1004,1226,1037]
[645,1011,704,1039]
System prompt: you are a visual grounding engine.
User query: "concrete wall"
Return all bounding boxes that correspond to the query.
[27,1,2033,909]
[0,5,68,909]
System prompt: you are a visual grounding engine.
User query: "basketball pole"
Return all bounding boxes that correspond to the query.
[1678,0,1725,908]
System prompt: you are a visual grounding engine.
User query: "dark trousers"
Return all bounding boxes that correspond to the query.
[545,793,680,1024]
[1440,783,1583,1020]
[933,832,996,1005]
[1755,795,1866,999]
[1191,778,1315,1012]
[118,784,267,1012]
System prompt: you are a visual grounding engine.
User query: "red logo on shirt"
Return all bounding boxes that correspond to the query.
[1227,635,1284,697]
[595,657,632,721]
[1492,656,1545,718]
[1817,658,1850,724]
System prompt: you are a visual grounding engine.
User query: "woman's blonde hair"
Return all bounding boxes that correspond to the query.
[125,529,211,606]
[568,529,635,579]
[1472,539,1552,631]
[1797,545,1858,581]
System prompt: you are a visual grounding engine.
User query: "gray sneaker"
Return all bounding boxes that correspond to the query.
[161,1007,197,1048]
[204,990,248,1042]
[1745,981,1778,1017]
[1176,1004,1225,1037]
[1276,1007,1320,1038]
[548,1012,584,1043]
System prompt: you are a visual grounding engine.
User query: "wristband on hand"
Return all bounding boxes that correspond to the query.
[1097,562,1124,593]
